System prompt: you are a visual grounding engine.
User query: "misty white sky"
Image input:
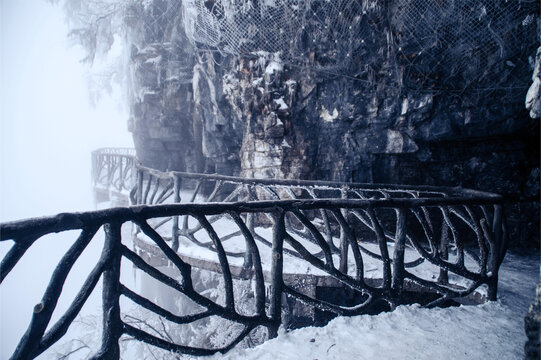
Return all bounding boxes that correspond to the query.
[1,0,134,357]
[1,0,133,221]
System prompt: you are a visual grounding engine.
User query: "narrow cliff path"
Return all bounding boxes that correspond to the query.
[213,249,539,360]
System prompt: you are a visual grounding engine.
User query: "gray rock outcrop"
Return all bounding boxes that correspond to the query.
[526,47,541,119]
[525,280,541,359]
[117,0,539,246]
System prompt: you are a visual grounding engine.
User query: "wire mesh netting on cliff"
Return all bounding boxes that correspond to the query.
[182,0,538,95]
[182,0,372,65]
[392,0,538,96]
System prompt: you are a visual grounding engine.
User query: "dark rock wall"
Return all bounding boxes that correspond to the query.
[124,0,539,246]
[127,1,200,172]
[525,281,541,360]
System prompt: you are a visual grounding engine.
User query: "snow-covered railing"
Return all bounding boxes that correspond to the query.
[91,148,137,194]
[92,148,509,304]
[0,148,509,358]
[1,194,507,358]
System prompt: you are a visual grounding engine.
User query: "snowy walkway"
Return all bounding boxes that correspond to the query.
[208,249,539,360]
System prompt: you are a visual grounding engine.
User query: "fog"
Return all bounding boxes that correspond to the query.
[1,0,133,357]
[1,0,133,221]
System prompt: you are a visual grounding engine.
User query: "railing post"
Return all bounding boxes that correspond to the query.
[487,273,499,301]
[243,184,256,269]
[491,204,503,269]
[369,207,392,290]
[338,187,348,274]
[136,170,143,205]
[391,209,406,297]
[128,157,136,190]
[243,212,254,269]
[487,205,503,301]
[172,174,181,252]
[91,222,122,360]
[268,210,285,338]
[438,219,449,285]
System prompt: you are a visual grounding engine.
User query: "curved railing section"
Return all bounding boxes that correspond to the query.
[91,148,507,281]
[1,199,507,358]
[0,149,508,358]
[91,148,137,204]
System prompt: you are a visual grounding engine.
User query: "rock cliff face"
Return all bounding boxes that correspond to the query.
[125,0,539,246]
[525,281,541,359]
[126,1,200,172]
[526,47,541,119]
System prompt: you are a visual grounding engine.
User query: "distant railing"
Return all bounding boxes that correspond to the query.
[91,148,137,194]
[0,149,508,358]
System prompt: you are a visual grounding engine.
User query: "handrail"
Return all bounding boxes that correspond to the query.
[91,148,501,200]
[0,149,508,358]
[1,199,507,358]
[91,148,503,263]
[92,148,137,156]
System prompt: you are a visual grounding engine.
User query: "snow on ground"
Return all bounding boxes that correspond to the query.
[205,249,539,360]
[4,179,535,359]
[130,199,539,359]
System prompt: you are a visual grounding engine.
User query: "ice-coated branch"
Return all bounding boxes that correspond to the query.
[10,226,99,360]
[194,214,235,310]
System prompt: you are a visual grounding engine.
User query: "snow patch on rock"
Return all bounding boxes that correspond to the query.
[274,97,288,110]
[320,106,339,122]
[526,47,541,119]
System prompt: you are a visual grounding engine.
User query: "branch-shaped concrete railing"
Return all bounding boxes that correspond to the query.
[92,148,137,198]
[0,148,508,359]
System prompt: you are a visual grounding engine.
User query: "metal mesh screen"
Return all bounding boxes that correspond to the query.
[182,0,539,94]
[182,0,371,65]
[392,0,538,94]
